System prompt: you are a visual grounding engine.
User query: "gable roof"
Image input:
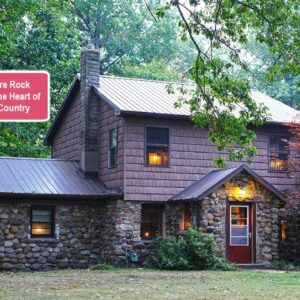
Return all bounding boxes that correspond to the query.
[45,75,300,145]
[170,164,285,201]
[0,157,121,199]
[96,76,300,123]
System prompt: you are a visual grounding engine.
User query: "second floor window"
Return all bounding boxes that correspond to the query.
[108,128,118,168]
[269,135,289,172]
[146,127,169,166]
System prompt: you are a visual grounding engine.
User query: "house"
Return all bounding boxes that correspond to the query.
[0,47,299,271]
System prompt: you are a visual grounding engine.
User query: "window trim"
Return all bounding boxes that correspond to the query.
[30,206,55,239]
[144,126,170,167]
[268,134,289,173]
[108,127,118,169]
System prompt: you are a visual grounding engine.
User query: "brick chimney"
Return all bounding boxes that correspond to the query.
[79,45,100,177]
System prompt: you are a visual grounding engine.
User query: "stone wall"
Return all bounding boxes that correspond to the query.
[279,216,300,263]
[0,200,144,271]
[164,173,280,267]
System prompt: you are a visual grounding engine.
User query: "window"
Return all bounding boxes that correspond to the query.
[108,128,118,168]
[31,206,54,238]
[146,127,169,166]
[141,205,162,239]
[269,135,289,172]
[184,203,191,230]
[280,221,287,241]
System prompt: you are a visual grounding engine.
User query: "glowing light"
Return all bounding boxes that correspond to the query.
[148,152,162,165]
[144,232,150,238]
[226,180,255,201]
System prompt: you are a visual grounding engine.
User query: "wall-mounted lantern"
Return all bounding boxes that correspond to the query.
[226,180,255,201]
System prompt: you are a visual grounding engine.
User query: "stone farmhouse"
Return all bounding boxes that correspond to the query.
[0,47,299,271]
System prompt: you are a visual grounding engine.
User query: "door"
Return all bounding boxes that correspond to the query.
[227,203,253,264]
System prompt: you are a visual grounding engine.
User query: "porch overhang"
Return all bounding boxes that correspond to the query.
[169,164,285,202]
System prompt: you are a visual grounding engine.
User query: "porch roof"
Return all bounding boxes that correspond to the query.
[169,164,285,201]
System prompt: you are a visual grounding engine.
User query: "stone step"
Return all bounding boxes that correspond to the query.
[237,263,266,269]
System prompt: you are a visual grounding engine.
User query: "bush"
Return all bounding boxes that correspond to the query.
[90,263,116,271]
[148,227,233,271]
[272,260,300,271]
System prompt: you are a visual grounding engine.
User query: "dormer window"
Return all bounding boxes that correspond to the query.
[108,128,118,168]
[146,127,169,166]
[269,135,289,172]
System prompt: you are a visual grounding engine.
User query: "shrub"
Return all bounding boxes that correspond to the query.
[90,263,116,271]
[149,227,232,271]
[273,260,300,271]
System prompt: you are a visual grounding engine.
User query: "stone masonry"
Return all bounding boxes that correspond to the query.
[0,200,143,271]
[164,172,280,267]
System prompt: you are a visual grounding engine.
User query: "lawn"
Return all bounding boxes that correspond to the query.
[0,269,299,300]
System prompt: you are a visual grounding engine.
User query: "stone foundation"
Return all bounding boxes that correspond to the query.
[0,200,143,271]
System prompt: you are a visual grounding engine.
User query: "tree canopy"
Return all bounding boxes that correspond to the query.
[0,0,299,162]
[157,0,299,166]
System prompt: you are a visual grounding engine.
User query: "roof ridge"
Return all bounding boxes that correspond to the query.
[0,156,78,162]
[99,74,195,86]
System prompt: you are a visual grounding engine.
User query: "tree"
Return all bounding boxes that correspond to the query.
[0,0,80,157]
[280,122,300,216]
[70,0,186,74]
[158,0,300,167]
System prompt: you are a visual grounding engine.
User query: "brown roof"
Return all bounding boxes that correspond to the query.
[170,164,285,201]
[0,157,121,199]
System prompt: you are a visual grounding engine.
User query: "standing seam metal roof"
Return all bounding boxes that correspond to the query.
[97,76,300,123]
[170,164,285,201]
[0,157,121,198]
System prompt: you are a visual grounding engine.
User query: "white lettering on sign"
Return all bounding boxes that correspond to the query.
[9,81,30,89]
[0,82,8,89]
[0,104,30,114]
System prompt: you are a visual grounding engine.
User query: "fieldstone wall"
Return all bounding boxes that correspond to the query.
[279,217,300,263]
[165,172,280,267]
[0,200,145,271]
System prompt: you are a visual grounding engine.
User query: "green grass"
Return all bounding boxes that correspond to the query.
[0,269,299,299]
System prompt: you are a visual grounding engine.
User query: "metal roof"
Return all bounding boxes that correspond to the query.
[170,164,285,201]
[45,74,300,145]
[97,76,300,123]
[0,157,121,199]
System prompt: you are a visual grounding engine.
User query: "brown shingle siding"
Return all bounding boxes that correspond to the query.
[98,99,124,190]
[52,89,80,160]
[124,117,298,201]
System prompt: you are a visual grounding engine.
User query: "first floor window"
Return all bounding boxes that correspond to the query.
[141,204,162,239]
[269,135,289,172]
[31,206,54,238]
[184,203,191,230]
[280,221,287,241]
[146,127,169,166]
[108,128,118,168]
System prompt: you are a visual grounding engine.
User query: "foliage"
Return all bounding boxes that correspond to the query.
[273,260,300,272]
[148,227,233,271]
[89,263,116,271]
[158,0,300,167]
[280,123,300,218]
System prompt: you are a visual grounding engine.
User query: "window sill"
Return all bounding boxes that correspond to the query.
[25,237,58,242]
[268,169,289,173]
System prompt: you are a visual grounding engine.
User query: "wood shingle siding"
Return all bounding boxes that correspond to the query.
[124,118,298,202]
[52,89,80,160]
[98,100,124,190]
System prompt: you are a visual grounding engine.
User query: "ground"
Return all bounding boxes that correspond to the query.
[0,269,299,299]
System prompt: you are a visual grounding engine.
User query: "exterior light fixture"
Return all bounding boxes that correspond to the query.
[226,180,255,201]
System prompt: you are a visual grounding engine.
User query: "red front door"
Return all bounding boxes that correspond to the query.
[227,203,253,264]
